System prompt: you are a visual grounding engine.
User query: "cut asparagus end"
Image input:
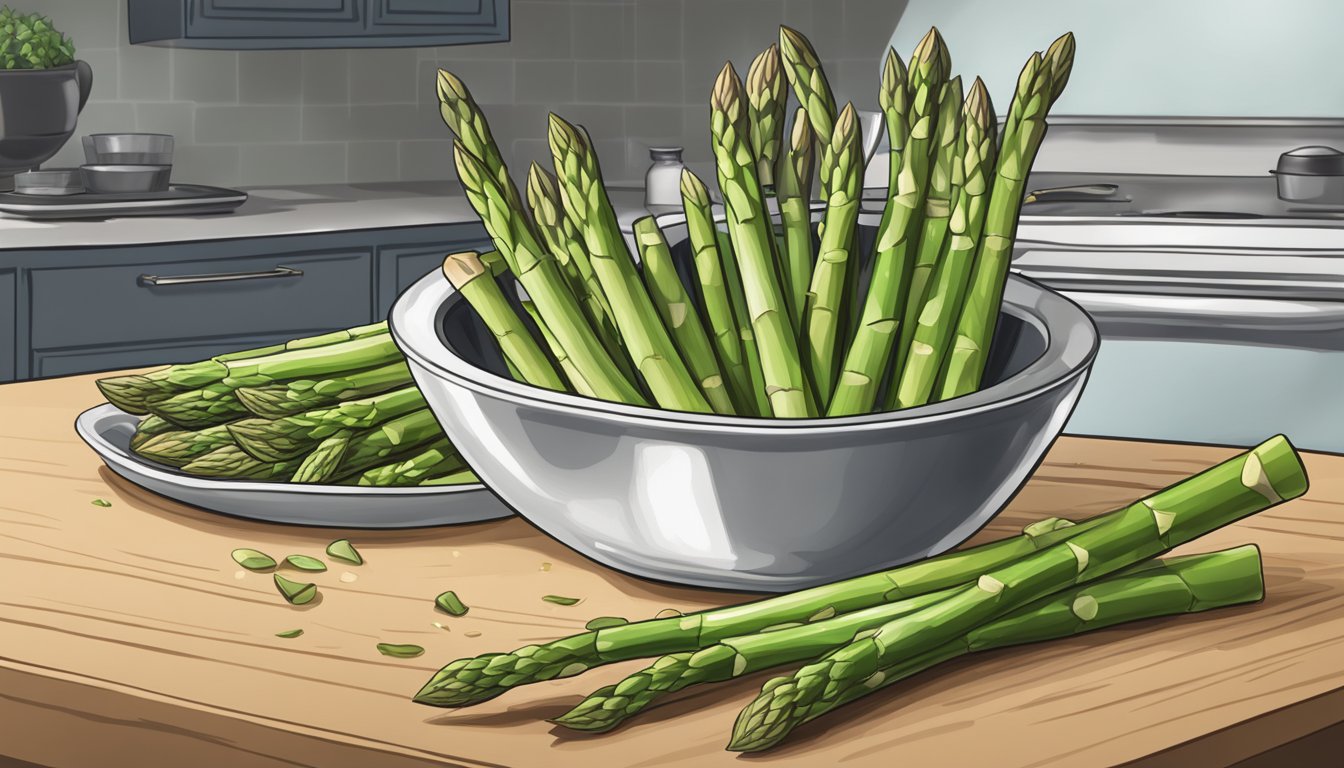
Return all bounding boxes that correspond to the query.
[442,251,491,289]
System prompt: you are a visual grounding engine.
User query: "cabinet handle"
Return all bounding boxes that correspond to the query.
[138,266,304,287]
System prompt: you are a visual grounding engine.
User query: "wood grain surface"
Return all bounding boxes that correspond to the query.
[0,373,1341,768]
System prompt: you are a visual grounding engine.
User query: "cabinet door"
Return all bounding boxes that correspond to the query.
[29,249,373,353]
[190,0,364,39]
[366,0,509,44]
[377,237,491,318]
[0,270,14,382]
[31,332,340,379]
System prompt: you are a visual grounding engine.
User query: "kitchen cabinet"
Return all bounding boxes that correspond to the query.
[0,223,488,382]
[0,270,14,382]
[128,0,509,49]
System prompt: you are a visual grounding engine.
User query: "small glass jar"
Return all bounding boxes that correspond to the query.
[644,146,685,208]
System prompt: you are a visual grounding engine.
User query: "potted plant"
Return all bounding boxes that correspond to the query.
[0,6,92,184]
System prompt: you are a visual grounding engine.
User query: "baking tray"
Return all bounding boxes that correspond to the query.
[75,404,512,528]
[0,184,247,219]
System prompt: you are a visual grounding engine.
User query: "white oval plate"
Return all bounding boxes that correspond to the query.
[75,404,511,528]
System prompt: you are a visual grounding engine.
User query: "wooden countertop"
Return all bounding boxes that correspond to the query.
[1,373,1342,768]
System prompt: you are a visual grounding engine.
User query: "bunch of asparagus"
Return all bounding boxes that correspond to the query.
[95,323,477,487]
[413,434,1308,751]
[434,25,1075,418]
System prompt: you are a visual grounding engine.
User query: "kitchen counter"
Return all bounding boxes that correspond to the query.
[0,182,654,250]
[2,373,1343,767]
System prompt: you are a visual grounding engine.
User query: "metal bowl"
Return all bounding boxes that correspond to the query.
[82,133,175,166]
[80,164,173,194]
[390,212,1098,591]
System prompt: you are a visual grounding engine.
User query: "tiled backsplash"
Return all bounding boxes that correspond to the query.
[36,0,906,187]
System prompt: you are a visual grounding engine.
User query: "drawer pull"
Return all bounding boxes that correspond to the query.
[138,266,304,287]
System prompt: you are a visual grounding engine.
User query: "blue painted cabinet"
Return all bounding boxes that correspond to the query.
[129,0,509,49]
[0,223,489,382]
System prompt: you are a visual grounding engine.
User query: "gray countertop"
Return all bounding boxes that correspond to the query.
[0,181,654,250]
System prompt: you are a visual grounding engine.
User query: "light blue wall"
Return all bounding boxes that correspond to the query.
[889,0,1341,117]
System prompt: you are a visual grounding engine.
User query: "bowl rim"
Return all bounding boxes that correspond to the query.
[390,225,1099,435]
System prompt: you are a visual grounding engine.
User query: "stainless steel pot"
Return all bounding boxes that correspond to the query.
[1271,145,1344,204]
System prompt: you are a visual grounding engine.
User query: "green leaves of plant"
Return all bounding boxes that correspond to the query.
[0,8,75,69]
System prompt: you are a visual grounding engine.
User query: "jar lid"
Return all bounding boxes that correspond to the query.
[1273,145,1344,176]
[649,146,684,161]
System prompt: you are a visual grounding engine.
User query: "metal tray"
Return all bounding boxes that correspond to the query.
[0,184,247,219]
[75,404,512,528]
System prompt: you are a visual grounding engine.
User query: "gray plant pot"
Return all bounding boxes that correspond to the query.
[0,60,93,185]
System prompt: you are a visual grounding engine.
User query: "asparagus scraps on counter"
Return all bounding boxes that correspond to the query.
[433,25,1075,419]
[414,434,1305,753]
[96,324,479,487]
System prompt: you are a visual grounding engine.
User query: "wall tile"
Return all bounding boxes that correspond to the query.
[634,62,683,104]
[634,0,682,60]
[301,50,350,105]
[511,0,574,59]
[572,3,630,61]
[347,141,403,183]
[75,47,120,103]
[239,52,304,105]
[135,102,195,142]
[118,43,172,102]
[170,50,239,103]
[173,144,243,188]
[196,105,301,144]
[20,0,910,188]
[399,140,457,181]
[349,49,419,104]
[576,60,636,104]
[515,61,576,104]
[239,143,347,186]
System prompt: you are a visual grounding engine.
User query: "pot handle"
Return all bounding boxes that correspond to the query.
[74,59,93,111]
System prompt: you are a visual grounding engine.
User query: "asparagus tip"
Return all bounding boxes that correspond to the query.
[435,69,467,102]
[711,62,743,114]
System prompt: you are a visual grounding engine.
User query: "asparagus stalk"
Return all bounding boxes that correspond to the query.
[774,108,816,335]
[725,434,1307,751]
[563,546,1263,735]
[894,78,996,409]
[141,333,406,429]
[290,430,353,484]
[633,216,736,415]
[826,40,935,415]
[519,299,583,394]
[357,444,466,487]
[233,361,414,420]
[547,115,710,413]
[778,26,838,191]
[146,384,251,429]
[436,69,537,256]
[292,409,446,484]
[801,103,864,404]
[226,386,427,463]
[440,251,566,393]
[128,415,176,451]
[745,44,787,190]
[133,424,234,467]
[413,516,1095,707]
[525,164,631,380]
[181,444,299,481]
[96,323,388,414]
[680,169,756,414]
[718,223,772,417]
[453,144,645,405]
[419,469,481,486]
[893,75,963,389]
[939,33,1075,399]
[711,63,815,418]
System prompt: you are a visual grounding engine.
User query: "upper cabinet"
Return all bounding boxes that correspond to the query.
[128,0,509,49]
